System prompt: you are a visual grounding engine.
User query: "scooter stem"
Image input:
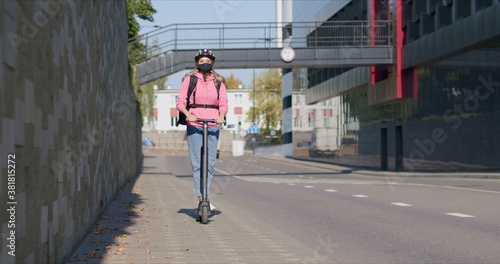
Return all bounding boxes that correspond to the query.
[202,121,208,204]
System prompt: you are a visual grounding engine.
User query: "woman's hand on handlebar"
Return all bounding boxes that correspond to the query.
[187,114,197,122]
[216,116,225,124]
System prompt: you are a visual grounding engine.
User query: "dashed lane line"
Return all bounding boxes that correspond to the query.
[218,168,481,221]
[446,213,475,218]
[391,202,413,207]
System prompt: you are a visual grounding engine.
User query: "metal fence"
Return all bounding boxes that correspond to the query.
[129,21,393,64]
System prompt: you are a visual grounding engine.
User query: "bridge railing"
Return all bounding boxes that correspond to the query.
[129,21,393,64]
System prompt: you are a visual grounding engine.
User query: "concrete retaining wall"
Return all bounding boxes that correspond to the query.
[0,1,142,263]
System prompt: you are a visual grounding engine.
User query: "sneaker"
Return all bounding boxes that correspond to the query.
[209,202,216,212]
[196,197,202,214]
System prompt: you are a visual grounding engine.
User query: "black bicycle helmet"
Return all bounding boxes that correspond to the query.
[195,49,215,62]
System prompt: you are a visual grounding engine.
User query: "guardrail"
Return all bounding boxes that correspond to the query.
[129,21,393,64]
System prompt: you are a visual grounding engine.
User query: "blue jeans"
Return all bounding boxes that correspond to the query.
[186,125,220,197]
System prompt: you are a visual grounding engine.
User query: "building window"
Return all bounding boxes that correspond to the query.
[295,96,301,106]
[308,109,316,127]
[234,94,242,104]
[323,117,330,128]
[171,117,178,127]
[170,108,179,127]
[293,108,302,128]
[293,116,302,128]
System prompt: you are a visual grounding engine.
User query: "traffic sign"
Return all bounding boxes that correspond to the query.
[248,125,259,134]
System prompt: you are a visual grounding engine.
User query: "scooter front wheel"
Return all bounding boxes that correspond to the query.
[201,206,208,224]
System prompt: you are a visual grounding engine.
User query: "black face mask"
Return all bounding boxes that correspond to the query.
[198,63,212,73]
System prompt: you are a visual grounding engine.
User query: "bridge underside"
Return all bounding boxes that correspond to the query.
[135,47,393,85]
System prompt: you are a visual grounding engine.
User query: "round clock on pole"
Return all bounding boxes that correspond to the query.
[280,46,295,63]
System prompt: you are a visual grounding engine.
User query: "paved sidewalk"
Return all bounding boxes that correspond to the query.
[67,155,332,264]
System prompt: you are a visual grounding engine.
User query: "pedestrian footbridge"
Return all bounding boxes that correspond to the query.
[130,21,394,85]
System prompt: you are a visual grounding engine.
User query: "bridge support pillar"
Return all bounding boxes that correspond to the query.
[282,68,293,157]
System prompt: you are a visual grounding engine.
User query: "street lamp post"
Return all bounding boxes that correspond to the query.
[141,25,161,30]
[252,67,256,155]
[251,38,271,156]
[253,69,256,125]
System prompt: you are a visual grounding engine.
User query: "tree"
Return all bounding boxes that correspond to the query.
[127,0,156,65]
[127,0,156,39]
[127,0,156,122]
[247,69,282,135]
[225,73,244,89]
[292,68,307,91]
[138,76,168,125]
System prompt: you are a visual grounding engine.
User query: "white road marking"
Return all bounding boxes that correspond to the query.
[215,168,231,175]
[325,189,338,192]
[446,213,475,218]
[378,182,500,195]
[230,176,389,186]
[288,183,296,186]
[304,185,314,188]
[353,194,369,198]
[391,202,412,207]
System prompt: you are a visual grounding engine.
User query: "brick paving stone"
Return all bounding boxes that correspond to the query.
[67,155,334,264]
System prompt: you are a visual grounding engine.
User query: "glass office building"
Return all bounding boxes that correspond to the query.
[287,0,500,171]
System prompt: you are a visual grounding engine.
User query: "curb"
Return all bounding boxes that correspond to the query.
[256,154,500,179]
[352,170,500,179]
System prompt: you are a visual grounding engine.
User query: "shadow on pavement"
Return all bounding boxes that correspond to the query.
[66,175,145,263]
[177,208,222,222]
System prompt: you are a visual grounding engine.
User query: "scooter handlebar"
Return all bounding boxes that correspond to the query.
[196,118,217,123]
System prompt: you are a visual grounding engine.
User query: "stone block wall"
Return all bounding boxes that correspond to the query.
[0,1,142,263]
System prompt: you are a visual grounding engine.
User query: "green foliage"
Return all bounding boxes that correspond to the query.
[225,73,244,89]
[138,76,168,121]
[128,41,147,65]
[292,68,307,91]
[127,0,156,39]
[127,0,156,65]
[127,0,156,119]
[247,69,282,134]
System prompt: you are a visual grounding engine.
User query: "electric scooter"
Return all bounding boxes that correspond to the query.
[196,118,217,224]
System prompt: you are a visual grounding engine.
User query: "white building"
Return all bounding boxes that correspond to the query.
[152,86,340,132]
[152,87,254,132]
[292,92,344,132]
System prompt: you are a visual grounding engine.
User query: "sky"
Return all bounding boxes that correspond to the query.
[138,0,277,89]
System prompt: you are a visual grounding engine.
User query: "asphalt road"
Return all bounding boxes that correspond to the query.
[200,155,500,264]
